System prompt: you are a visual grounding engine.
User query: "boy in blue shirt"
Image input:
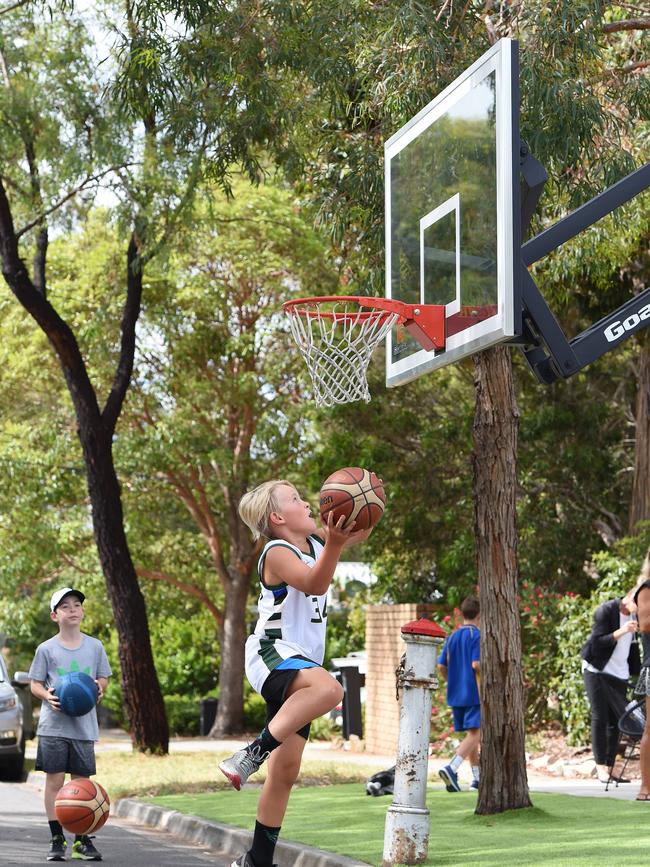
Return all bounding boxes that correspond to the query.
[437,596,481,792]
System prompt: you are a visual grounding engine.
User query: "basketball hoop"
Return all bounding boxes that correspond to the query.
[283,296,445,407]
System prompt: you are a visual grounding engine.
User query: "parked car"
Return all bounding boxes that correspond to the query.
[0,655,34,780]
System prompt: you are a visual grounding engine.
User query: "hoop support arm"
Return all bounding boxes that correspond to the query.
[332,296,446,349]
[519,268,650,385]
[400,303,446,351]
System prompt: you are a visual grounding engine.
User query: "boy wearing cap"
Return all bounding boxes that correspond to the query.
[29,588,111,862]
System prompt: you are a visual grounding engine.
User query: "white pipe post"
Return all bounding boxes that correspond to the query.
[383,618,446,866]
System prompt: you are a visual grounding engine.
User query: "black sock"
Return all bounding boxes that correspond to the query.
[249,820,281,867]
[74,835,85,842]
[48,820,63,838]
[249,726,281,756]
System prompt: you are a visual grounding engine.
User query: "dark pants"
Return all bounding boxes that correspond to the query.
[583,669,628,765]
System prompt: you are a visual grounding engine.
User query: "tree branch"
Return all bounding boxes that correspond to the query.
[603,17,650,33]
[16,164,141,239]
[102,231,142,434]
[140,128,209,268]
[164,467,231,585]
[0,0,31,16]
[0,177,100,415]
[622,59,650,73]
[136,567,224,627]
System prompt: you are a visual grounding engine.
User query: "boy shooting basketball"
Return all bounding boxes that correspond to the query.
[219,479,370,867]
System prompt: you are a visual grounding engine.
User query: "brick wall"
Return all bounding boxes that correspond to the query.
[364,603,439,756]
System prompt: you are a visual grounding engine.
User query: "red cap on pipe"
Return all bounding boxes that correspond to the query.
[401,618,447,638]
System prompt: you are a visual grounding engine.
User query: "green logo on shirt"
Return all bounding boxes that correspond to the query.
[56,660,92,676]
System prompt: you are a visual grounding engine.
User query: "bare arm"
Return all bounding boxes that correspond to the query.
[437,663,448,682]
[96,677,108,701]
[265,514,355,595]
[30,680,61,712]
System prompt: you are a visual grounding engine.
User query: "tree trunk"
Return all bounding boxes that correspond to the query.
[472,346,531,814]
[210,571,250,736]
[0,181,168,753]
[630,343,650,533]
[79,421,169,753]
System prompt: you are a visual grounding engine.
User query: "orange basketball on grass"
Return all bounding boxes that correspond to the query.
[319,467,386,531]
[54,778,110,835]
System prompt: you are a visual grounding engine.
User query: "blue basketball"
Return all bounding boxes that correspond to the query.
[56,672,98,717]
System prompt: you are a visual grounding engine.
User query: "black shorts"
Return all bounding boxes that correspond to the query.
[261,667,318,740]
[35,736,96,776]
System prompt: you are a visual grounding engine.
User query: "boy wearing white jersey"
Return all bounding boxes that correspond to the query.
[219,479,371,867]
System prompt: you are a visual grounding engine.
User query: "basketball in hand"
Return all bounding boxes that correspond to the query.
[320,467,386,531]
[55,778,110,835]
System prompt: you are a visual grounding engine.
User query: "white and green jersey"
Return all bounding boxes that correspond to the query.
[245,534,328,694]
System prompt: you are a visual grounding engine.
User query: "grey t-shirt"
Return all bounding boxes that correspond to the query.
[28,633,112,741]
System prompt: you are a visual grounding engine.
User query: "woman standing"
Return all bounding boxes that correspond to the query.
[580,583,640,783]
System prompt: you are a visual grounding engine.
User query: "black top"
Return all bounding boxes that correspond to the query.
[634,580,650,607]
[580,597,641,677]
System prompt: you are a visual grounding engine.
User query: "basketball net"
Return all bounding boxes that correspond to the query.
[284,298,400,407]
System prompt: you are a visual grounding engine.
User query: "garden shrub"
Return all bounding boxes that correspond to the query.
[520,580,574,727]
[243,688,267,731]
[310,714,339,741]
[164,693,201,736]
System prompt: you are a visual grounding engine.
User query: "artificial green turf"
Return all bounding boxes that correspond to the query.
[150,784,650,866]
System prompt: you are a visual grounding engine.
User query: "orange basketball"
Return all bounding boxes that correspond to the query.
[320,467,386,531]
[54,778,110,835]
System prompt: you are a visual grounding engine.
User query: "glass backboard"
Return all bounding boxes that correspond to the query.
[385,38,521,387]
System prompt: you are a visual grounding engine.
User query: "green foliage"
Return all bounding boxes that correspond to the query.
[519,581,575,727]
[552,593,593,745]
[309,714,339,742]
[164,694,201,737]
[243,687,267,732]
[73,597,220,733]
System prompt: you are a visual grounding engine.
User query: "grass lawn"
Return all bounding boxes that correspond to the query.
[89,751,381,799]
[150,785,650,867]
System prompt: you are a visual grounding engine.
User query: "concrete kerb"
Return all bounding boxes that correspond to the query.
[27,772,370,865]
[113,798,372,867]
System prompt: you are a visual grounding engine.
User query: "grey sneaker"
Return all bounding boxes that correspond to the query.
[219,745,269,790]
[47,835,67,861]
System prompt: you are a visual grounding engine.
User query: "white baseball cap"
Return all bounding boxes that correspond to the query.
[50,587,86,612]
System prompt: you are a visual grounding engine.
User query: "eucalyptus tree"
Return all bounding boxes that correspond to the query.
[0,2,303,750]
[118,177,338,734]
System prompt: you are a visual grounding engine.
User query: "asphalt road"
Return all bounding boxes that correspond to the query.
[0,781,236,866]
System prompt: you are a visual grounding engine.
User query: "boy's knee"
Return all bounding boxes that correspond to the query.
[330,678,344,708]
[272,758,302,788]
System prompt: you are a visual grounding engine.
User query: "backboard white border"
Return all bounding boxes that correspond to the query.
[385,38,520,387]
[419,193,461,316]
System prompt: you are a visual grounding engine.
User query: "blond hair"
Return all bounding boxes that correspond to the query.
[238,480,294,541]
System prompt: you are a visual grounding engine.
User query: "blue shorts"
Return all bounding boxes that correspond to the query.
[452,705,481,731]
